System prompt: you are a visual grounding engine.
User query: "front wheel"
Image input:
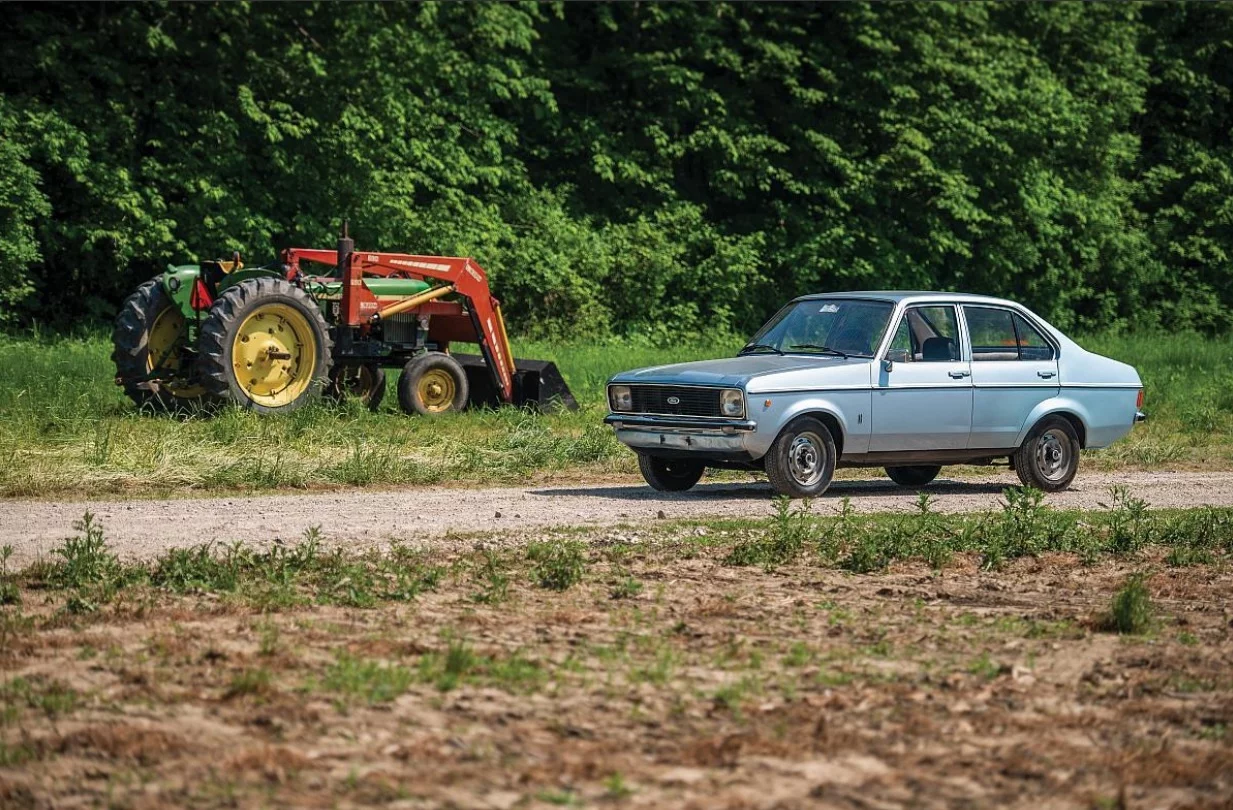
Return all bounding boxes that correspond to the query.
[765,417,836,498]
[637,456,705,492]
[328,363,386,411]
[1013,416,1080,492]
[397,352,469,415]
[885,465,942,487]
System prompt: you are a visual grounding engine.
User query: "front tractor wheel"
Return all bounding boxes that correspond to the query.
[397,352,469,415]
[328,364,387,412]
[198,278,332,414]
[112,277,211,411]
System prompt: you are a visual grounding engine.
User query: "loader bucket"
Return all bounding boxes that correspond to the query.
[453,354,579,411]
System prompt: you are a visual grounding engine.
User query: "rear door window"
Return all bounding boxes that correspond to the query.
[1013,314,1056,361]
[965,307,1020,362]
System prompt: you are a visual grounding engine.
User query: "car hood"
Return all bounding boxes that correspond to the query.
[609,355,871,388]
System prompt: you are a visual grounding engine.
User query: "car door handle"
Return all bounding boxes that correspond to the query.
[1037,371,1056,379]
[948,370,970,379]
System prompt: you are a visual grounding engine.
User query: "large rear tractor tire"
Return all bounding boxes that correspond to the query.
[328,364,387,412]
[112,277,212,412]
[397,352,469,415]
[198,278,332,414]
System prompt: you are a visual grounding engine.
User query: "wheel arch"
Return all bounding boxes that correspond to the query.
[776,407,846,459]
[1015,399,1090,449]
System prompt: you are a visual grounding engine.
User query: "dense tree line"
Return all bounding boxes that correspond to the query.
[1,2,1231,337]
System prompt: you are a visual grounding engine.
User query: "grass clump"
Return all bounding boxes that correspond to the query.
[1104,573,1154,635]
[527,540,586,591]
[320,652,414,706]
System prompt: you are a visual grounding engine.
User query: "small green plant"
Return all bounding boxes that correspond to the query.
[725,496,812,569]
[50,512,123,590]
[470,549,510,604]
[527,540,586,591]
[0,544,18,606]
[609,571,643,600]
[1102,485,1152,555]
[1104,573,1154,635]
[226,668,274,699]
[257,621,281,657]
[603,772,633,799]
[321,652,413,706]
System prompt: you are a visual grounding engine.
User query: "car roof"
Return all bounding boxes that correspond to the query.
[794,291,1022,307]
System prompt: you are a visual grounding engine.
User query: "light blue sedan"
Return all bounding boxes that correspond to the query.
[604,292,1145,498]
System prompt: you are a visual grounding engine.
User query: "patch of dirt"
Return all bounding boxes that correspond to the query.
[6,471,1233,566]
[2,529,1231,809]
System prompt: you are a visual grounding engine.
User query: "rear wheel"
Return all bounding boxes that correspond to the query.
[765,417,837,498]
[112,277,211,411]
[397,352,469,415]
[637,456,705,492]
[1013,415,1080,492]
[328,364,386,411]
[198,278,332,414]
[885,465,942,487]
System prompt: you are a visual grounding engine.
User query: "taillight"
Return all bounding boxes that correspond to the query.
[1136,389,1144,409]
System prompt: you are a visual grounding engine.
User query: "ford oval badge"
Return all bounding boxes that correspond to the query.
[666,396,681,405]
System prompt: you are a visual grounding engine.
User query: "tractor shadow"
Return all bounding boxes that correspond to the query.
[530,478,1013,502]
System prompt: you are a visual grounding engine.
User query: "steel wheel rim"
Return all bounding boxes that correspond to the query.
[232,304,316,407]
[148,306,206,398]
[788,432,826,487]
[1035,428,1072,482]
[417,368,456,412]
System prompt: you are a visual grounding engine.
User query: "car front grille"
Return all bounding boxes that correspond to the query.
[628,385,723,418]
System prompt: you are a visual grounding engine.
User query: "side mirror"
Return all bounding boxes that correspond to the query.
[881,358,894,373]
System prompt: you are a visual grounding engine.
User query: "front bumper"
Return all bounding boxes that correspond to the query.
[604,414,758,462]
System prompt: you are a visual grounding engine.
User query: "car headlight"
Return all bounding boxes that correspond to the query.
[720,388,745,418]
[609,385,633,412]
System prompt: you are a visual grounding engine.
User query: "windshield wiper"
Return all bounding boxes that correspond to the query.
[739,343,784,356]
[789,343,849,358]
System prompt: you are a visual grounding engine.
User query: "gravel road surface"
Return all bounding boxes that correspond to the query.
[4,471,1233,564]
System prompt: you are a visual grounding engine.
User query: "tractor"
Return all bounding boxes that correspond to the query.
[112,224,576,415]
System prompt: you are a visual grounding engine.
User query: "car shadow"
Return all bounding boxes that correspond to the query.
[528,478,1014,501]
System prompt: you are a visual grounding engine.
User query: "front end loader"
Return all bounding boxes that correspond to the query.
[112,225,577,415]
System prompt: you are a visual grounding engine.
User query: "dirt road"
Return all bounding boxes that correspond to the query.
[4,470,1233,564]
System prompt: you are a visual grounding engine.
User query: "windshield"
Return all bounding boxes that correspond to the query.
[742,298,894,358]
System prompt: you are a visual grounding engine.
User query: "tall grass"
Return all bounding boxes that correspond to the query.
[0,330,1227,497]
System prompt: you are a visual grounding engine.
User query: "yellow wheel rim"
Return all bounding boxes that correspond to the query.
[148,306,206,399]
[231,303,317,408]
[417,368,456,413]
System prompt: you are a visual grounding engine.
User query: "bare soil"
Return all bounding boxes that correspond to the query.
[5,471,1233,566]
[1,530,1230,809]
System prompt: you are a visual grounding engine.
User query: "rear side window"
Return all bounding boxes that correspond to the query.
[1013,314,1056,361]
[965,307,1056,362]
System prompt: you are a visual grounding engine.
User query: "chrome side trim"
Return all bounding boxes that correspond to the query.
[1059,383,1142,389]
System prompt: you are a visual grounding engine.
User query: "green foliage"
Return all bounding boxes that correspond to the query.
[527,539,586,591]
[1,4,1232,333]
[1105,573,1154,635]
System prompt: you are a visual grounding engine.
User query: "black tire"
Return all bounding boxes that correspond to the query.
[765,416,837,498]
[397,352,469,415]
[1013,415,1081,492]
[198,277,333,414]
[637,455,705,492]
[885,465,942,487]
[328,364,387,411]
[111,276,213,412]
